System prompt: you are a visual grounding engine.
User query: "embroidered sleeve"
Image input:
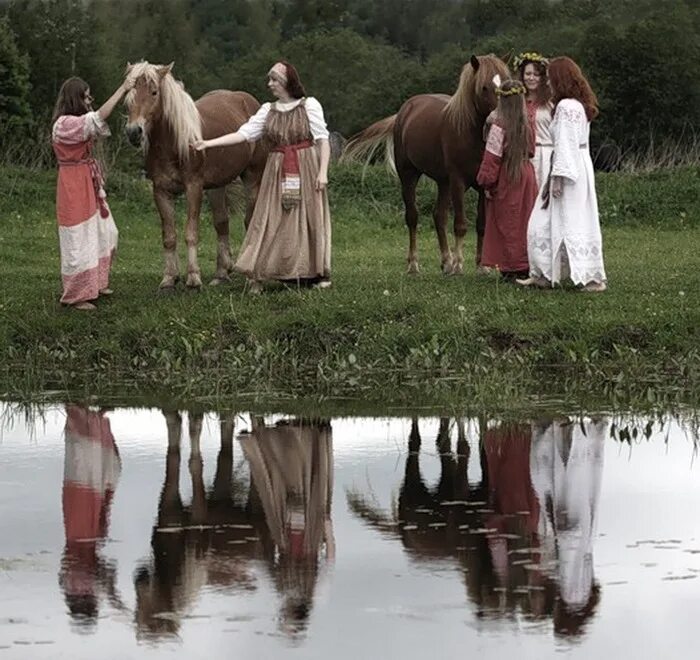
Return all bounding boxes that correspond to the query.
[305,97,330,141]
[83,111,111,140]
[238,103,271,142]
[551,100,583,182]
[477,125,503,190]
[484,123,505,157]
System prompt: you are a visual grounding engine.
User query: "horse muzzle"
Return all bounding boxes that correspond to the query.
[125,124,144,147]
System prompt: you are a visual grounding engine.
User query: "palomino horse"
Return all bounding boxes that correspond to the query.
[124,62,267,289]
[343,54,509,274]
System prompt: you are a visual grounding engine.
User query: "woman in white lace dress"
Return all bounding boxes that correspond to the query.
[518,57,607,292]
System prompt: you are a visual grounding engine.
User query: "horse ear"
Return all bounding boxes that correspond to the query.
[470,55,480,71]
[158,62,174,79]
[500,49,514,65]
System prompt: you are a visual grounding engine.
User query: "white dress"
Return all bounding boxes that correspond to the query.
[527,99,606,286]
[530,102,553,191]
[529,418,606,610]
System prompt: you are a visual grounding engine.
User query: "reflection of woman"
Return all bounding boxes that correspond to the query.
[195,61,332,293]
[59,404,123,628]
[529,417,605,633]
[239,417,334,636]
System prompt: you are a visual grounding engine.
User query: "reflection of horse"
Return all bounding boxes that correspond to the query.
[134,411,262,639]
[124,62,267,290]
[135,413,334,641]
[343,55,509,274]
[239,417,334,638]
[347,417,604,636]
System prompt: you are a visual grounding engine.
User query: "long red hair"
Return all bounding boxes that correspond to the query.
[548,57,599,121]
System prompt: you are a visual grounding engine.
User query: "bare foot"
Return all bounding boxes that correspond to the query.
[516,276,550,289]
[99,288,113,296]
[582,281,607,292]
[73,301,97,311]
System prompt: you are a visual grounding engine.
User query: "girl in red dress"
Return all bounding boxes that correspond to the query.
[477,79,539,279]
[52,77,131,310]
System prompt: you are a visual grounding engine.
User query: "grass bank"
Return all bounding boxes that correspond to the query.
[0,164,698,411]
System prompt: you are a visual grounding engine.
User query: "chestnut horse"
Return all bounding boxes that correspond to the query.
[343,55,509,274]
[124,62,267,289]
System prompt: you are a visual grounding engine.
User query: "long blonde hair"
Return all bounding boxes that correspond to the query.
[496,80,530,183]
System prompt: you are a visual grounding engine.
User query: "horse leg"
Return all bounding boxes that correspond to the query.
[207,187,232,286]
[154,187,180,289]
[450,175,467,275]
[241,166,262,232]
[399,168,421,274]
[188,412,206,525]
[476,188,486,266]
[433,180,453,274]
[184,182,204,289]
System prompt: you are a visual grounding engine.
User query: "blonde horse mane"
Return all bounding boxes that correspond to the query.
[444,55,508,135]
[125,61,202,162]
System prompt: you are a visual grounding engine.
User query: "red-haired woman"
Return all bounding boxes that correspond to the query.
[194,61,331,293]
[52,77,132,310]
[518,57,607,292]
[515,52,553,191]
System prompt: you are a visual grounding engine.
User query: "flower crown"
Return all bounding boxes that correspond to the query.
[496,83,526,97]
[513,51,548,70]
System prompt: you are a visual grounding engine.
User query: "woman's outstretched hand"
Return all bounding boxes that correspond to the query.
[192,139,207,152]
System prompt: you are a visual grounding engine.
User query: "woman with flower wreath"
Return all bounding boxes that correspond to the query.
[517,57,607,292]
[476,79,538,279]
[514,51,553,191]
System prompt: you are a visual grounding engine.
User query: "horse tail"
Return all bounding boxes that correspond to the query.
[340,114,397,177]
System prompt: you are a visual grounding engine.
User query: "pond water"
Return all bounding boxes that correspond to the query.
[1,404,699,659]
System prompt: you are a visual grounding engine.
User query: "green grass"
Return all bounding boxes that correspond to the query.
[0,164,698,413]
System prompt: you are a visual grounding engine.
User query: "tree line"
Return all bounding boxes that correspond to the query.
[1,0,699,159]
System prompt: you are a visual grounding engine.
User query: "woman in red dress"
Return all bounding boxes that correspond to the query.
[476,79,539,279]
[51,77,131,310]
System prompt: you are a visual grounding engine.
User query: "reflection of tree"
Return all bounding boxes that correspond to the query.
[240,417,334,639]
[134,411,259,639]
[347,416,607,639]
[59,404,124,632]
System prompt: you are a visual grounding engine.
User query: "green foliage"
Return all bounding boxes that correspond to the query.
[0,164,699,409]
[0,0,699,153]
[0,16,31,133]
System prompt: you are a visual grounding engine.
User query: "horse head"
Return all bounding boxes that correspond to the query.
[470,54,510,119]
[123,61,174,149]
[444,54,510,137]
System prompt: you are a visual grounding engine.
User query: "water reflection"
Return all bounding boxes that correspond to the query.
[59,404,126,631]
[348,416,606,638]
[240,418,334,638]
[133,413,333,641]
[134,410,255,639]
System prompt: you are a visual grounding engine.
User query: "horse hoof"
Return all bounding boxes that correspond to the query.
[452,262,464,276]
[209,275,230,286]
[159,276,180,291]
[186,274,203,289]
[407,262,420,275]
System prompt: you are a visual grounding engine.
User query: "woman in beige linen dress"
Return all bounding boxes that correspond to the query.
[194,61,331,293]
